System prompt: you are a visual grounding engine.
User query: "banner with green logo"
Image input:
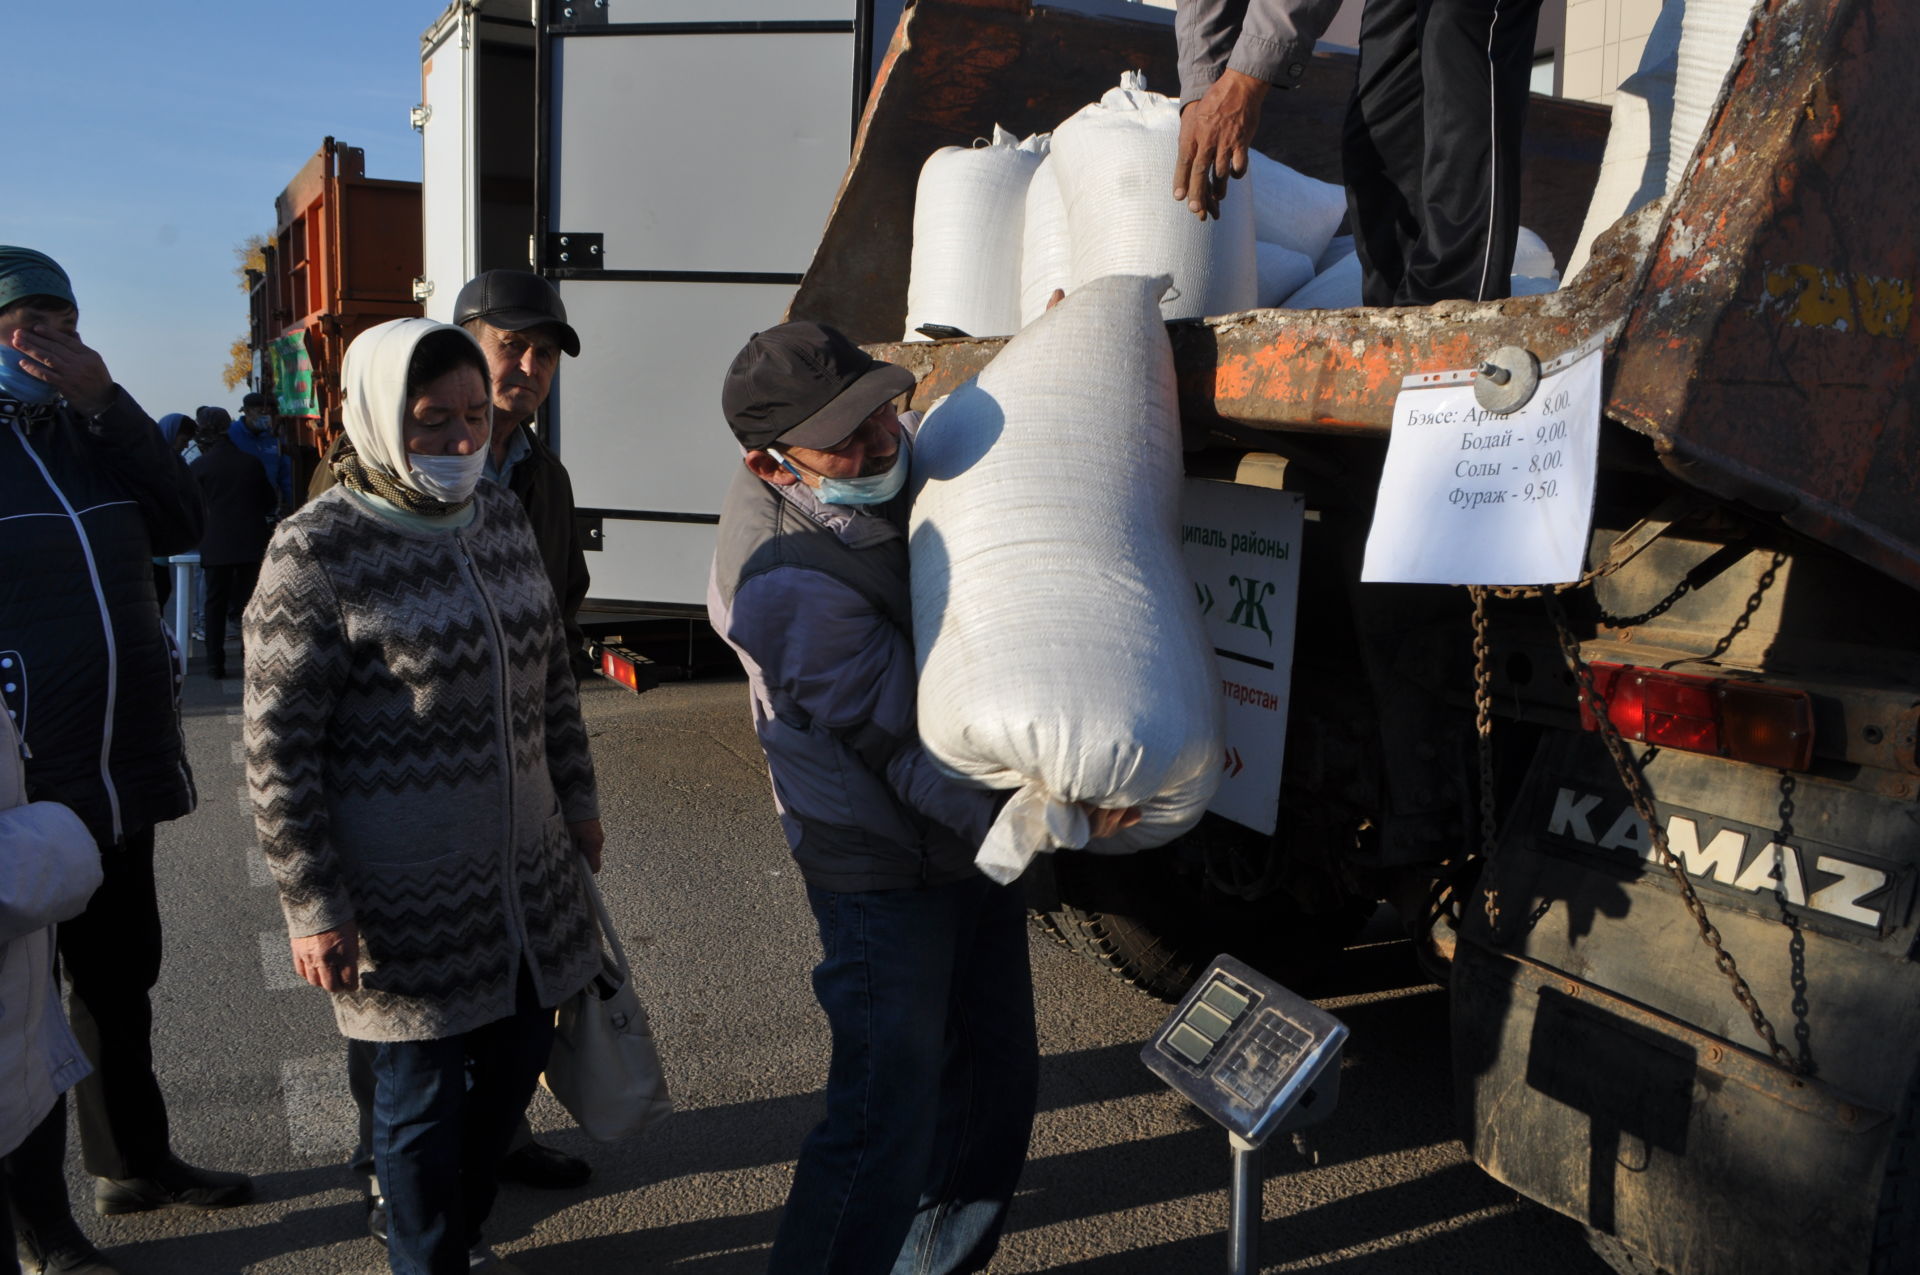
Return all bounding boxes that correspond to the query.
[268,333,318,417]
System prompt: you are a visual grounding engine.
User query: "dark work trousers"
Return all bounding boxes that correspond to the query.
[1342,0,1546,306]
[371,962,555,1275]
[347,1041,537,1183]
[769,876,1038,1275]
[201,562,260,676]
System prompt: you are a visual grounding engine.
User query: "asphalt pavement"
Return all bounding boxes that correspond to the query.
[57,669,1614,1274]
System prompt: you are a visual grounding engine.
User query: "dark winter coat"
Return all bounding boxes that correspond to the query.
[189,436,278,566]
[0,388,203,846]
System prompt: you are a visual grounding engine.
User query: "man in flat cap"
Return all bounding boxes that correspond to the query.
[708,321,1132,1274]
[0,246,251,1275]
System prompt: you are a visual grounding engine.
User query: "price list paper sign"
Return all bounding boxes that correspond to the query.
[1362,340,1604,586]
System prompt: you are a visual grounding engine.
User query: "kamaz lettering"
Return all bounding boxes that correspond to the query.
[1546,787,1891,928]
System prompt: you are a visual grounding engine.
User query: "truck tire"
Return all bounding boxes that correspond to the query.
[1869,1064,1920,1274]
[1036,824,1373,1002]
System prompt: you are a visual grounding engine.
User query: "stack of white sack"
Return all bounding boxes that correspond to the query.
[1245,149,1347,263]
[1050,73,1257,322]
[1278,225,1559,308]
[903,125,1049,341]
[1018,156,1071,327]
[1565,0,1756,282]
[910,273,1224,884]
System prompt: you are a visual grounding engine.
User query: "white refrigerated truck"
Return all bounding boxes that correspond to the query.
[413,0,1169,617]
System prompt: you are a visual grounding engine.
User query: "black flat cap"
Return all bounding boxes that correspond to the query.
[721,322,914,451]
[452,270,581,357]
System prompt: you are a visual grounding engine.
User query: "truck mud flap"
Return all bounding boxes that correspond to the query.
[1452,730,1920,1274]
[1455,941,1891,1274]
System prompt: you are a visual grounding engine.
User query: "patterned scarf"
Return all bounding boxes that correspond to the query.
[329,435,474,517]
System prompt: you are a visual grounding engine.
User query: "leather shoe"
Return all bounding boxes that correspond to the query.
[94,1155,254,1214]
[17,1218,121,1274]
[496,1140,590,1189]
[366,1188,389,1243]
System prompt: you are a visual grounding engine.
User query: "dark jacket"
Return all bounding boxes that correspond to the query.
[706,451,999,893]
[311,424,591,658]
[189,436,278,566]
[0,389,203,846]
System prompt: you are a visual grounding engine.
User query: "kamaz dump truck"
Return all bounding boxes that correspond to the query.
[787,1,1920,1271]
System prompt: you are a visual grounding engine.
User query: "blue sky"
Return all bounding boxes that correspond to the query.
[3,2,448,420]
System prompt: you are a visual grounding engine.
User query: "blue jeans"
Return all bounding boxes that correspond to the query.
[370,963,556,1275]
[769,875,1039,1275]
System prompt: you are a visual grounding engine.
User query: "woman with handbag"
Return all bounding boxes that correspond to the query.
[243,317,603,1275]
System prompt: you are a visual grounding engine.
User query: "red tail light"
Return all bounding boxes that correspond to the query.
[1578,662,1815,771]
[601,648,641,693]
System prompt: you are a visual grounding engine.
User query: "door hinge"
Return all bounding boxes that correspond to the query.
[549,0,610,30]
[410,103,432,132]
[546,233,604,269]
[411,277,434,303]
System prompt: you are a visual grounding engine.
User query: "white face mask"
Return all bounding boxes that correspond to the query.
[408,450,488,503]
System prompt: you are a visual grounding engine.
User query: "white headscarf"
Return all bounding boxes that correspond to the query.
[339,317,489,498]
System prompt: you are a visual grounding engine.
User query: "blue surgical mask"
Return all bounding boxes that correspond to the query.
[0,345,58,405]
[769,445,909,506]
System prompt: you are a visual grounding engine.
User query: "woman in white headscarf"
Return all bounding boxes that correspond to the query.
[243,318,602,1275]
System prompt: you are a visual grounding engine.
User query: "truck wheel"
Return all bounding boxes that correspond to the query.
[1869,1063,1920,1273]
[1036,824,1373,1002]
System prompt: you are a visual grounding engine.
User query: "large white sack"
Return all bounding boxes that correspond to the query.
[1564,0,1683,281]
[1245,149,1347,263]
[1316,233,1355,275]
[1018,156,1072,328]
[1051,73,1257,322]
[1280,251,1363,309]
[1255,242,1315,308]
[1666,0,1756,194]
[903,125,1048,341]
[911,273,1223,883]
[1512,226,1557,281]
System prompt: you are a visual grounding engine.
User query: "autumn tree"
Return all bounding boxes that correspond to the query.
[226,232,270,392]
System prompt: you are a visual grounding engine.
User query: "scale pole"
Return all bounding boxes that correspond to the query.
[1228,1132,1261,1274]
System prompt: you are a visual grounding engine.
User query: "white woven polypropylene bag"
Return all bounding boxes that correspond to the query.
[1018,156,1072,328]
[1666,0,1757,193]
[1280,251,1363,310]
[1245,149,1346,263]
[911,273,1223,884]
[1564,0,1683,281]
[1051,74,1257,322]
[1255,242,1315,308]
[903,126,1049,341]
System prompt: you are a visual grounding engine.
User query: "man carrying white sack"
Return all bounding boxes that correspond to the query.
[1174,0,1545,305]
[708,321,1133,1275]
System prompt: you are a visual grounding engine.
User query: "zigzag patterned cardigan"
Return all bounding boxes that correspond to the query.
[244,483,601,1041]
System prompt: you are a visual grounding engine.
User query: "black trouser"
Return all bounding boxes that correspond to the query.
[1342,0,1546,306]
[3,828,170,1233]
[202,562,259,674]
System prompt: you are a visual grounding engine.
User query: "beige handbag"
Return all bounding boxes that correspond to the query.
[542,875,673,1141]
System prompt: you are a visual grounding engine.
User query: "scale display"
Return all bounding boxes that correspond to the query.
[1142,954,1347,1148]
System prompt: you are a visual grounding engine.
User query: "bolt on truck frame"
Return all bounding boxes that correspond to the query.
[785,1,1920,1272]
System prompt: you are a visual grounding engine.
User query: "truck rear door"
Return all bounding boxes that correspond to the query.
[538,1,867,612]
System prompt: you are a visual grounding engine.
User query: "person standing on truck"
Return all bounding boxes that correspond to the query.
[709,321,1136,1275]
[0,246,254,1275]
[311,269,597,1230]
[1174,0,1545,305]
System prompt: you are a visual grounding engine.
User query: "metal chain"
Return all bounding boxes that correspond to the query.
[1469,588,1503,938]
[1541,592,1801,1075]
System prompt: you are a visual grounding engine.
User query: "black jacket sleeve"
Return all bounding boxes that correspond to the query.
[74,386,204,556]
